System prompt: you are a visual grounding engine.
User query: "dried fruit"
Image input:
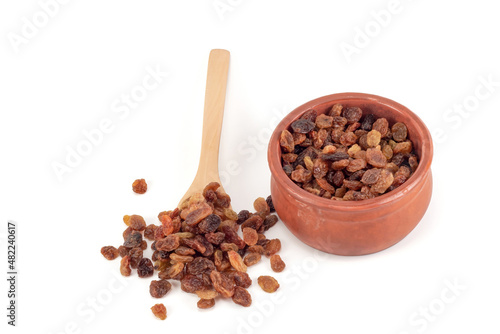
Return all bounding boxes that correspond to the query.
[232,287,252,307]
[120,255,132,276]
[257,276,280,293]
[151,303,166,320]
[227,250,247,272]
[372,118,389,137]
[128,247,143,269]
[243,252,261,266]
[137,258,154,278]
[210,270,235,298]
[242,227,258,246]
[123,231,142,248]
[264,239,281,256]
[150,279,172,298]
[270,254,286,272]
[392,122,408,142]
[132,179,147,194]
[101,246,119,260]
[366,148,387,168]
[343,107,363,123]
[279,130,295,153]
[366,130,381,147]
[291,119,315,133]
[197,298,215,309]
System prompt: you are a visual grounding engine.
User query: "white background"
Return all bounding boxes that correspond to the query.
[1,1,499,333]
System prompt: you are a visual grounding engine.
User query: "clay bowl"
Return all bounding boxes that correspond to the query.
[268,93,433,256]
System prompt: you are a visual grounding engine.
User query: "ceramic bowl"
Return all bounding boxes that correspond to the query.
[267,93,433,255]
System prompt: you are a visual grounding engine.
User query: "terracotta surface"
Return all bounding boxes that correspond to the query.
[267,93,433,256]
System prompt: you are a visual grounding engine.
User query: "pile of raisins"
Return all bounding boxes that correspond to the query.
[279,104,419,201]
[101,182,283,320]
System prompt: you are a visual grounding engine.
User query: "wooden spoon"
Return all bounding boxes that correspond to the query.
[178,49,230,207]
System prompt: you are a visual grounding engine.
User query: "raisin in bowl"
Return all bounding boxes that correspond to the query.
[267,93,433,255]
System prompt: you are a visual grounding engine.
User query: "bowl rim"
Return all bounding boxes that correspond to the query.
[267,92,434,212]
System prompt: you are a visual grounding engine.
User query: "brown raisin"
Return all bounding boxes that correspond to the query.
[371,169,394,194]
[270,254,286,273]
[144,224,157,240]
[243,252,261,266]
[186,257,215,275]
[123,230,142,248]
[128,247,143,269]
[253,197,270,216]
[315,114,334,128]
[300,109,317,122]
[180,274,205,293]
[279,130,295,153]
[198,214,221,233]
[361,168,381,185]
[316,178,335,193]
[229,271,252,288]
[210,270,235,298]
[197,298,215,309]
[205,232,225,245]
[340,132,357,146]
[236,210,251,224]
[151,303,166,320]
[361,114,376,131]
[137,258,154,278]
[101,246,119,260]
[332,170,345,187]
[366,148,387,168]
[372,118,389,137]
[257,276,280,293]
[117,245,130,258]
[266,196,275,213]
[329,103,343,116]
[159,262,184,280]
[185,203,213,226]
[346,158,367,173]
[392,122,408,142]
[262,215,278,231]
[120,255,132,276]
[241,227,258,246]
[343,107,363,123]
[132,178,147,194]
[150,279,172,298]
[232,287,252,307]
[321,151,350,162]
[156,235,180,252]
[247,245,265,254]
[264,239,281,257]
[227,250,247,272]
[291,119,315,133]
[393,141,413,154]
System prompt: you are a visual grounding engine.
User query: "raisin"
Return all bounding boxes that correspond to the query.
[150,279,172,298]
[243,252,261,266]
[343,179,363,190]
[203,232,224,245]
[329,103,343,116]
[270,254,286,272]
[123,230,142,248]
[332,170,345,187]
[262,215,278,231]
[197,298,215,309]
[279,130,295,153]
[170,253,194,263]
[132,178,147,194]
[159,262,184,280]
[253,197,270,216]
[242,227,258,246]
[210,270,235,298]
[175,246,196,256]
[144,224,157,240]
[227,250,247,272]
[408,155,419,172]
[128,247,143,269]
[315,114,334,128]
[313,128,328,149]
[291,119,315,133]
[264,239,281,256]
[316,178,335,193]
[361,168,381,185]
[123,215,131,226]
[128,214,146,231]
[392,122,408,142]
[180,274,204,293]
[393,141,413,154]
[101,246,119,260]
[366,130,381,147]
[236,210,251,224]
[232,287,252,307]
[221,225,246,249]
[229,271,252,288]
[371,169,394,194]
[342,107,362,123]
[247,245,265,254]
[117,245,130,258]
[185,203,213,226]
[156,235,180,252]
[361,114,376,131]
[332,159,349,171]
[347,144,361,157]
[196,290,219,299]
[366,148,387,168]
[120,255,132,276]
[198,214,221,233]
[137,258,154,278]
[266,196,275,213]
[349,170,366,181]
[257,276,280,293]
[186,257,215,275]
[321,151,350,162]
[346,159,367,173]
[151,303,167,320]
[340,132,358,146]
[372,118,389,137]
[282,153,298,163]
